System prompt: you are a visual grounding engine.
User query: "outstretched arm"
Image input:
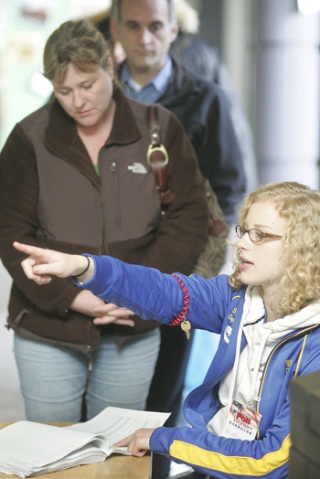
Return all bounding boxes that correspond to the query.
[14,241,231,334]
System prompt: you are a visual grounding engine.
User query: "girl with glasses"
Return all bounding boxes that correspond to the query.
[12,181,320,479]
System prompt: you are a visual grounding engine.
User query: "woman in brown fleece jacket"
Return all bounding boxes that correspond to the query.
[0,19,208,422]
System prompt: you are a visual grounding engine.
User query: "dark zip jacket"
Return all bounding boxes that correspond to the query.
[0,87,208,353]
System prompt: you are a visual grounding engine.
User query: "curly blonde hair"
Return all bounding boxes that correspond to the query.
[229,181,320,316]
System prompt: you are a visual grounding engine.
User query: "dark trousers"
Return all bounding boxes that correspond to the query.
[146,324,194,479]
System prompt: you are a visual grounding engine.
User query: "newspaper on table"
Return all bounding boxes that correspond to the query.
[0,406,170,477]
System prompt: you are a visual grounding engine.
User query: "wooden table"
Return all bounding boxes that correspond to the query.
[0,422,151,479]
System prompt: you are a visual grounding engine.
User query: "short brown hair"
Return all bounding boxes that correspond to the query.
[111,0,176,24]
[43,19,113,84]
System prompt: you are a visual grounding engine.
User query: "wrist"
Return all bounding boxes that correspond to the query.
[73,256,94,283]
[74,256,90,277]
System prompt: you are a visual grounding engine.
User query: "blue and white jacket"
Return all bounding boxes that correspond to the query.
[76,255,320,479]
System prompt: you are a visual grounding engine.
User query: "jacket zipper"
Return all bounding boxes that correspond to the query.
[110,160,121,228]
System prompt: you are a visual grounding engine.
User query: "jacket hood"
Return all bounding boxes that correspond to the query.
[243,286,320,342]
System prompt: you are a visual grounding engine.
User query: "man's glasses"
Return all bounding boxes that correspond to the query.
[235,225,282,244]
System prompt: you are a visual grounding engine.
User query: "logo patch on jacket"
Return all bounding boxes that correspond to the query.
[224,307,237,343]
[127,163,147,174]
[224,325,232,344]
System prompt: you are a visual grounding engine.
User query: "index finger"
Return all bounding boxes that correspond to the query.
[113,433,134,448]
[13,241,45,257]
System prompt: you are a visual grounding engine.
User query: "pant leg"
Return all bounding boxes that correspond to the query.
[86,328,160,419]
[14,333,88,422]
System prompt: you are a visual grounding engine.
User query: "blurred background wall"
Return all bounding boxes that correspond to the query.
[1,0,320,420]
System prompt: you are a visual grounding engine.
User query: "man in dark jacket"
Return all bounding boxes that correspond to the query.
[110,0,246,225]
[110,2,246,477]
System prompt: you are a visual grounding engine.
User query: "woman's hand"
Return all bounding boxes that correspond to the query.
[70,292,135,327]
[13,241,90,284]
[93,302,135,326]
[113,428,154,457]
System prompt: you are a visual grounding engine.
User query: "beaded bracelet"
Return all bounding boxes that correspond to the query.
[170,274,190,326]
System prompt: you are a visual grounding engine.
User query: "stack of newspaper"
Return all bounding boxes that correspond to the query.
[0,407,170,478]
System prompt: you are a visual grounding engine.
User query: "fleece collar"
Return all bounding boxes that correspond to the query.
[242,286,320,342]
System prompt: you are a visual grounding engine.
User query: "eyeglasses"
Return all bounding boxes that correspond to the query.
[235,225,283,244]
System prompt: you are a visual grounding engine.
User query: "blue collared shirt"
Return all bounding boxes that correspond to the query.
[120,56,172,104]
